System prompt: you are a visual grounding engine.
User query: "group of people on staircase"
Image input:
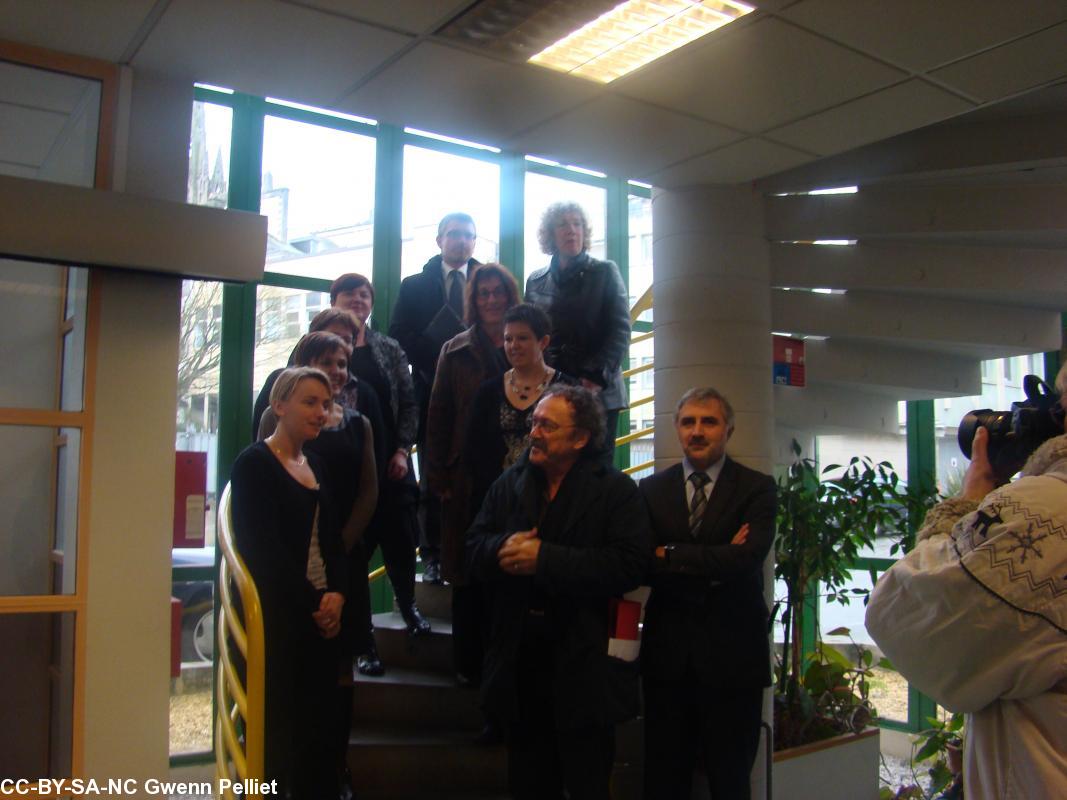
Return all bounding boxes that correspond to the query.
[230,203,642,798]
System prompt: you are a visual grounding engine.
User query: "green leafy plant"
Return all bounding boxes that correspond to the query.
[774,440,936,750]
[879,711,965,800]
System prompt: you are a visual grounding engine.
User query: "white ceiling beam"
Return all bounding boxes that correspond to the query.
[802,339,981,399]
[757,109,1067,194]
[0,173,267,283]
[765,184,1067,241]
[774,383,902,436]
[770,242,1067,309]
[771,290,1061,357]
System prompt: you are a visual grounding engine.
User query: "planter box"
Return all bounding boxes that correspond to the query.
[772,728,880,800]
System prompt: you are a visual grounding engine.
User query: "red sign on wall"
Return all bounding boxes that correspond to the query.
[174,451,207,548]
[773,335,806,387]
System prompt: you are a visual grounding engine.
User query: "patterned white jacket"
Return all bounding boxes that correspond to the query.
[866,434,1067,800]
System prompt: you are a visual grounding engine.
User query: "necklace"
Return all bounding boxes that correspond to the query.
[269,442,306,467]
[508,367,552,401]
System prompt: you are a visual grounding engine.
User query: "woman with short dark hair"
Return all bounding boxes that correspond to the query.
[330,272,430,676]
[465,303,576,517]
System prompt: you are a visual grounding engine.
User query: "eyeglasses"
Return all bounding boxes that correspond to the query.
[476,287,508,300]
[529,415,576,434]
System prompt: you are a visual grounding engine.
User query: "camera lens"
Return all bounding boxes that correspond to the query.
[957,410,1011,459]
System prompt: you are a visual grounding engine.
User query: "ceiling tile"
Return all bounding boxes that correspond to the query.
[0,0,157,62]
[614,17,905,133]
[646,137,814,187]
[931,22,1067,102]
[768,80,975,156]
[340,42,599,145]
[288,0,470,34]
[782,0,1067,72]
[506,94,741,177]
[133,0,412,108]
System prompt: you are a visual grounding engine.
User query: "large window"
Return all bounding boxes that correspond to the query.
[400,144,500,279]
[262,115,376,280]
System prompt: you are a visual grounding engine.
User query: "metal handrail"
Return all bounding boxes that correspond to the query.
[215,483,265,800]
[616,426,654,447]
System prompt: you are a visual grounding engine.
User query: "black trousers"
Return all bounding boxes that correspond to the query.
[346,490,418,653]
[451,581,488,681]
[506,615,616,800]
[642,678,764,800]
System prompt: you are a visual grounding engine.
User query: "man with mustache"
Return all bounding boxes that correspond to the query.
[639,387,776,800]
[465,384,651,799]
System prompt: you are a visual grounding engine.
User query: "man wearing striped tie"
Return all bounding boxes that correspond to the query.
[638,387,776,800]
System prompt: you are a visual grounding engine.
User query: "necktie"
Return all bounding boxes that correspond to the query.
[688,471,710,537]
[447,269,465,317]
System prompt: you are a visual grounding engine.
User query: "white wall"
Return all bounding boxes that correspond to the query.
[83,270,180,785]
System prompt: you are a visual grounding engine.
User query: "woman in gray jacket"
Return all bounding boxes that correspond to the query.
[525,202,630,462]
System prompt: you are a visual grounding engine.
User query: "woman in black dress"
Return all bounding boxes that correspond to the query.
[466,304,575,514]
[330,272,428,676]
[230,367,347,798]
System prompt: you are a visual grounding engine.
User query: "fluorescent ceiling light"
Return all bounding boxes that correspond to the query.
[525,155,561,167]
[628,179,653,189]
[813,239,856,246]
[808,186,858,195]
[529,0,755,84]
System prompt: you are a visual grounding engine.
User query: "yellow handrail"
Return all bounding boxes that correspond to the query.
[622,361,654,380]
[623,459,655,475]
[215,483,265,800]
[630,285,652,324]
[616,426,654,447]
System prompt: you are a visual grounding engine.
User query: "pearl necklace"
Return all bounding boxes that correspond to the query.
[508,367,552,401]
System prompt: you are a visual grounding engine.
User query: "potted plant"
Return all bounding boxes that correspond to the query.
[771,440,935,798]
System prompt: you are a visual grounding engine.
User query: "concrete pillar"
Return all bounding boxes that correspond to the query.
[651,184,774,474]
[651,184,775,798]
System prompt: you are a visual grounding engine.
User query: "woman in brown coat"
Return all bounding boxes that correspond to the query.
[424,263,518,688]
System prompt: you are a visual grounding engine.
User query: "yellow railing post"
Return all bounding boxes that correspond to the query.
[215,483,265,800]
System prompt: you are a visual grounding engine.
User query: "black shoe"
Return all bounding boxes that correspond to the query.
[356,647,384,677]
[400,603,431,636]
[422,560,443,585]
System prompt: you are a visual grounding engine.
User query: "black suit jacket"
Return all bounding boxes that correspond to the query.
[639,458,776,688]
[389,256,480,430]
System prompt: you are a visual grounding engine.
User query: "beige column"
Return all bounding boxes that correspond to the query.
[651,184,774,474]
[651,184,776,797]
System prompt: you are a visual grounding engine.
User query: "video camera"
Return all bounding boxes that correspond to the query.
[957,374,1064,472]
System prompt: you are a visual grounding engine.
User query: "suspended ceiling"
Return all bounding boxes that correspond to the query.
[2,0,1067,186]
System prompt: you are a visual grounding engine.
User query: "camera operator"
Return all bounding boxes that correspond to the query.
[866,363,1067,799]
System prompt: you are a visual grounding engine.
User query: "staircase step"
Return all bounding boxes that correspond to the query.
[350,665,485,730]
[412,574,453,619]
[371,611,454,673]
[347,724,508,799]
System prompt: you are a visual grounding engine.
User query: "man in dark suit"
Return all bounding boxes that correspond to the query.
[389,212,480,583]
[639,387,776,800]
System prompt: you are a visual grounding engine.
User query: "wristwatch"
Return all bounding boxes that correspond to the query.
[662,544,676,565]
